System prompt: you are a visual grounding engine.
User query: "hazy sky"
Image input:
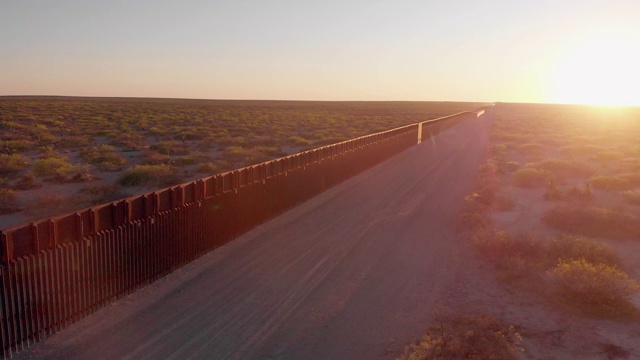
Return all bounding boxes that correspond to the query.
[2,0,640,104]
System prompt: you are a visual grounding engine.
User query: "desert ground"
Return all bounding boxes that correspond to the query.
[7,103,640,359]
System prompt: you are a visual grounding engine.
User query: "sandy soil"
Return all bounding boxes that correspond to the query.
[15,118,493,359]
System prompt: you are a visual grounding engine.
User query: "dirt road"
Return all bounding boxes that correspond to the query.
[17,117,490,359]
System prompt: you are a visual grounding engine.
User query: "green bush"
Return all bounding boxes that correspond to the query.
[118,165,179,186]
[548,259,640,306]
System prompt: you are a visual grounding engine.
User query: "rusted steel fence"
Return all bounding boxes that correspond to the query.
[0,108,490,357]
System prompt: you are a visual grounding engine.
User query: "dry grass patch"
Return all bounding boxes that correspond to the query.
[543,206,640,240]
[398,315,523,360]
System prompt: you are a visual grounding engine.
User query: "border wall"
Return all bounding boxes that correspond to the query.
[0,106,492,357]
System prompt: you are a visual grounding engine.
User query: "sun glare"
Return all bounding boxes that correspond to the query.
[549,31,640,106]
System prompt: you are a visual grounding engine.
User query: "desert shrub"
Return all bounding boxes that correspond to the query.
[288,136,312,146]
[513,168,554,188]
[0,189,20,214]
[118,165,179,186]
[472,229,547,282]
[590,174,640,191]
[110,133,145,150]
[14,172,40,190]
[0,139,34,154]
[622,189,640,205]
[489,143,508,157]
[196,162,224,174]
[177,152,210,166]
[548,259,640,306]
[547,235,620,268]
[543,206,640,240]
[0,154,30,178]
[565,183,593,201]
[150,141,190,155]
[560,144,606,156]
[313,137,347,146]
[515,142,543,156]
[619,158,640,172]
[591,149,625,163]
[525,158,592,178]
[80,185,126,205]
[543,182,563,201]
[222,145,285,167]
[502,161,520,172]
[33,157,89,182]
[148,126,168,136]
[56,135,91,149]
[81,145,127,170]
[398,315,522,360]
[141,150,173,165]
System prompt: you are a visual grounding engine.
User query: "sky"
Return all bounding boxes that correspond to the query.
[2,0,640,104]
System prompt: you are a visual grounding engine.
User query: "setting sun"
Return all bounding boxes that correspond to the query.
[549,31,640,106]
